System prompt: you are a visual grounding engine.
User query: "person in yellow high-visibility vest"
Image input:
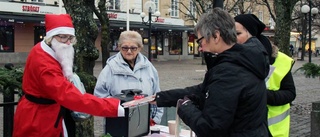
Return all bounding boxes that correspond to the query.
[234,14,296,137]
[266,43,296,137]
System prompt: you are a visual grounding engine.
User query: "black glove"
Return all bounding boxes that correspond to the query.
[184,94,205,110]
[177,96,191,107]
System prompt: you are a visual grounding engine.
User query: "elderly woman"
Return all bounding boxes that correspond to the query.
[94,30,163,125]
[234,14,296,137]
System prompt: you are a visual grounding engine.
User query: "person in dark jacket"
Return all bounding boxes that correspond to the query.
[234,14,296,137]
[152,8,270,137]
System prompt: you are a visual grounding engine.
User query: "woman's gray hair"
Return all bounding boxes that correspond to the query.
[194,7,237,45]
[118,31,143,48]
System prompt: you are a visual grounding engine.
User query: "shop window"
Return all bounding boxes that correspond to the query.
[188,34,195,55]
[34,26,45,45]
[194,38,199,56]
[151,36,156,56]
[0,26,14,52]
[156,35,163,55]
[168,32,182,55]
[110,30,121,51]
[188,42,194,55]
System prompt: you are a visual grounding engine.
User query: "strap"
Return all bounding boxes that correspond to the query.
[54,106,66,128]
[25,94,56,104]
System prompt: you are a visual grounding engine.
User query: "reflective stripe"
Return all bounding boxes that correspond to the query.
[268,109,290,126]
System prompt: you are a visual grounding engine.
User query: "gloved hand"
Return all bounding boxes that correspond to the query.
[184,94,205,110]
[177,96,191,107]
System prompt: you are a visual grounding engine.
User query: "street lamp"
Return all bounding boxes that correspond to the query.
[140,5,160,61]
[301,2,318,63]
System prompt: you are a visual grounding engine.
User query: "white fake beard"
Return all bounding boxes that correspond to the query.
[51,38,74,80]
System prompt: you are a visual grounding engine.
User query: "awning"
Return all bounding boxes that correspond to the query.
[0,12,44,23]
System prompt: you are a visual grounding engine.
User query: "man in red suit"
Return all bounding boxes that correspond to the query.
[13,14,124,137]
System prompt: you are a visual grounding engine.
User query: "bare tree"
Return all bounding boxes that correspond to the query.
[90,0,111,68]
[236,0,299,56]
[62,0,99,136]
[225,0,257,15]
[63,0,99,75]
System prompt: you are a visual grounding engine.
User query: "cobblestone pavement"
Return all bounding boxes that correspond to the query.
[0,56,319,137]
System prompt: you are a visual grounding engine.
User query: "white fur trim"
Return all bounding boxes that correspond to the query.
[118,104,125,117]
[46,27,75,38]
[40,41,57,60]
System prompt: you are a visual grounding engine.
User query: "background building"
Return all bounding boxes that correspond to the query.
[3,0,309,63]
[0,0,199,63]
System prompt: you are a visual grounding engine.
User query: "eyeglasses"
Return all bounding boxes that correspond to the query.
[121,46,139,51]
[55,35,77,43]
[196,36,204,45]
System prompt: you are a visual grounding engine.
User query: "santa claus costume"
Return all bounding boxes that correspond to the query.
[13,14,124,137]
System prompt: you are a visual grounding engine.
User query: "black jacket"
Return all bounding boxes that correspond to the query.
[156,39,270,137]
[267,55,296,106]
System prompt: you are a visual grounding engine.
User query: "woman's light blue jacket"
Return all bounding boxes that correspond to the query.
[94,52,163,124]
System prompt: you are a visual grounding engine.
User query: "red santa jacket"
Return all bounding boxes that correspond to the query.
[13,41,124,137]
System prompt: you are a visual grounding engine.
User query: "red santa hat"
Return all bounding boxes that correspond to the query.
[45,14,75,38]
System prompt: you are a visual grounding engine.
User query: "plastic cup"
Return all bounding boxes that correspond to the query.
[168,120,176,135]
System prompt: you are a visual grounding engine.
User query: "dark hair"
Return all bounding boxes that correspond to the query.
[194,7,237,45]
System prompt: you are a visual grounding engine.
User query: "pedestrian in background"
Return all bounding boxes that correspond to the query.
[289,44,294,57]
[94,30,163,125]
[13,14,125,137]
[151,8,270,137]
[235,14,296,137]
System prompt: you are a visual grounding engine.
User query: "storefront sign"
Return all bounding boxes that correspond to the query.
[156,18,164,23]
[108,13,118,19]
[0,2,64,15]
[22,5,40,13]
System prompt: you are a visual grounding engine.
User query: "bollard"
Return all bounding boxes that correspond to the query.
[3,88,15,137]
[311,101,320,137]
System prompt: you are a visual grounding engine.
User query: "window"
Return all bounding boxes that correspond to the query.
[31,0,43,2]
[156,34,163,55]
[189,0,196,18]
[171,0,179,17]
[0,26,14,52]
[108,0,120,10]
[258,11,263,21]
[247,8,252,14]
[152,0,159,12]
[109,30,121,51]
[34,26,45,45]
[269,15,274,26]
[233,6,239,16]
[168,32,182,55]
